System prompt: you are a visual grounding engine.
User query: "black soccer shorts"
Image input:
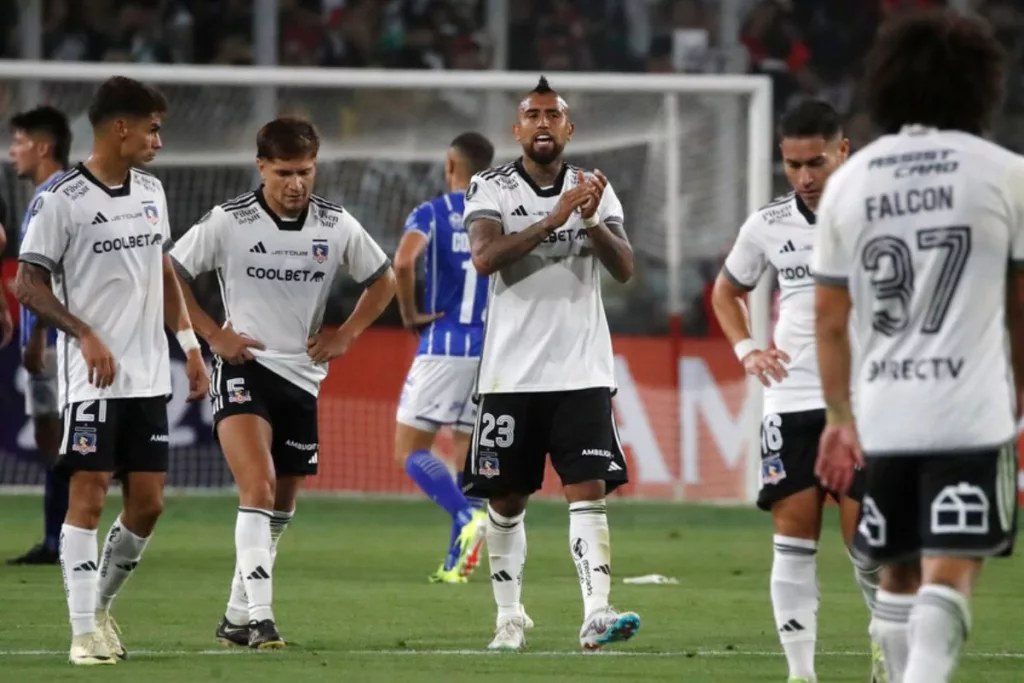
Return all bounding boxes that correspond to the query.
[210,358,320,477]
[852,445,1018,563]
[461,387,629,498]
[756,409,865,511]
[58,397,169,476]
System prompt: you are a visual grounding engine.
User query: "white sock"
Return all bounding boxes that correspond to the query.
[96,516,150,611]
[903,584,970,683]
[568,499,612,619]
[849,549,881,613]
[60,524,99,636]
[870,589,915,683]
[236,507,274,623]
[486,505,526,624]
[771,535,819,681]
[225,508,293,625]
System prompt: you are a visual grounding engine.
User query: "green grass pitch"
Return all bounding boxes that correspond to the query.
[1,495,1021,682]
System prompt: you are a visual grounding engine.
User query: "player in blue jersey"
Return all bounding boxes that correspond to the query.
[394,132,495,584]
[6,106,72,565]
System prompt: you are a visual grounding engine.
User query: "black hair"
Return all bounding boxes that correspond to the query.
[88,76,168,126]
[450,132,495,176]
[864,9,1004,135]
[532,76,555,95]
[256,117,320,160]
[778,100,843,140]
[10,105,72,167]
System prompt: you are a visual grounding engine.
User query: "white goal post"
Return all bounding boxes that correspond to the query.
[0,60,773,504]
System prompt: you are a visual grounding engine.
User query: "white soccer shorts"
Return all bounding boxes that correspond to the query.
[396,355,479,434]
[24,346,59,417]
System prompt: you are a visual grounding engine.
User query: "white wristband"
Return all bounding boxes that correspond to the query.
[733,338,758,362]
[176,328,201,354]
[583,213,600,228]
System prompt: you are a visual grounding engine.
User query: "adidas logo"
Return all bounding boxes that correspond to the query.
[116,561,139,572]
[246,565,271,580]
[250,242,267,254]
[607,461,623,472]
[490,570,513,582]
[511,205,528,217]
[91,212,108,225]
[779,240,796,254]
[308,452,318,465]
[593,564,611,575]
[779,618,805,633]
[73,561,98,572]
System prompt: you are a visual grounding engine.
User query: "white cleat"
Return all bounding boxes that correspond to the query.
[68,632,116,666]
[487,615,526,651]
[578,606,641,651]
[520,605,535,629]
[96,610,126,660]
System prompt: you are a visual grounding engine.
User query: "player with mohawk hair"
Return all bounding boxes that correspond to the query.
[462,76,639,651]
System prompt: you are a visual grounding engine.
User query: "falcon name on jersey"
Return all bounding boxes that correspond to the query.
[19,169,67,349]
[813,126,1024,454]
[170,188,390,397]
[404,190,488,357]
[464,159,624,393]
[18,164,173,408]
[724,192,822,414]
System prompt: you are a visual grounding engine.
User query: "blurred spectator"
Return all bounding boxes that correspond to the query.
[741,0,819,115]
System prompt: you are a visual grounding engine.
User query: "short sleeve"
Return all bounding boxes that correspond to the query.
[1009,160,1024,268]
[158,188,173,253]
[722,213,768,291]
[18,192,70,274]
[170,207,226,278]
[599,182,624,227]
[340,212,390,286]
[812,181,850,287]
[403,202,434,241]
[463,174,503,228]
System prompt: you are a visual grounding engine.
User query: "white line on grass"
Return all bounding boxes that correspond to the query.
[2,649,1024,659]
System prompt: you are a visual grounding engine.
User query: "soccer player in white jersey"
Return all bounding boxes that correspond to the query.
[7,106,72,567]
[712,100,883,683]
[462,77,639,652]
[14,76,209,666]
[814,10,1021,683]
[393,133,494,584]
[170,118,396,649]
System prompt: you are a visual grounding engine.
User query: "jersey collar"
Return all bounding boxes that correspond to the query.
[255,186,308,231]
[76,162,131,198]
[513,157,568,198]
[794,194,816,225]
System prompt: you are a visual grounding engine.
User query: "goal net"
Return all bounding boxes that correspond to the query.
[0,63,772,503]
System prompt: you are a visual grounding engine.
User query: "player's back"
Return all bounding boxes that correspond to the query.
[820,126,1023,453]
[409,191,487,357]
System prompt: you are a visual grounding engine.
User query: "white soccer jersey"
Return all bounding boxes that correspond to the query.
[814,126,1024,454]
[464,159,623,394]
[18,164,173,408]
[171,189,390,397]
[724,192,824,414]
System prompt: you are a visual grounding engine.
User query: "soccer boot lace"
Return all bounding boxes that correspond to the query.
[487,615,526,651]
[248,618,285,649]
[95,610,126,660]
[578,606,641,650]
[69,632,116,666]
[215,615,251,647]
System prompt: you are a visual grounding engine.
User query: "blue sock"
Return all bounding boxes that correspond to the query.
[443,474,486,571]
[43,469,69,552]
[406,450,474,527]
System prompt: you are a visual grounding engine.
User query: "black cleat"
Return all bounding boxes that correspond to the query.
[214,617,251,647]
[7,542,59,565]
[248,619,285,650]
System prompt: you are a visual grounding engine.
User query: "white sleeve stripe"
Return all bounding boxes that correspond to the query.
[19,252,59,274]
[722,265,756,292]
[814,273,848,288]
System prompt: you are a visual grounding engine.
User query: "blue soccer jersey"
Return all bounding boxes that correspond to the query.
[19,170,66,349]
[404,191,488,357]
